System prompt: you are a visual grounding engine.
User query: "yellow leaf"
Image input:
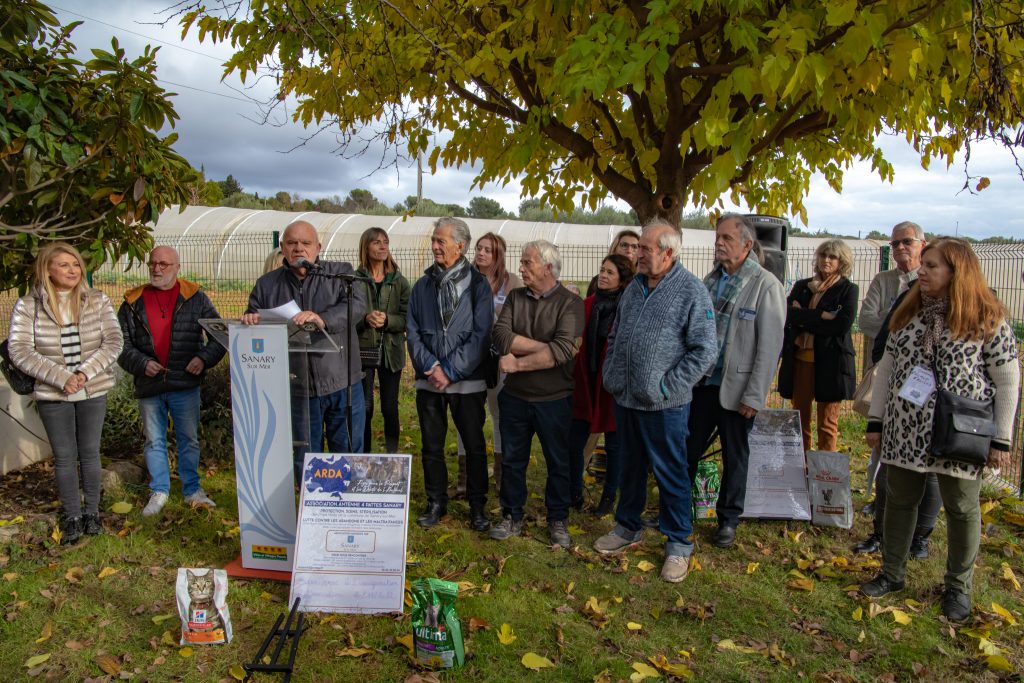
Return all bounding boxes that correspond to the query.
[991,602,1018,626]
[395,633,413,653]
[110,501,133,514]
[746,563,759,574]
[336,647,373,657]
[497,623,517,645]
[521,652,555,671]
[435,533,453,545]
[786,578,814,592]
[868,602,887,619]
[980,500,999,515]
[1001,563,1021,591]
[229,664,247,680]
[688,556,702,572]
[178,647,194,658]
[636,560,656,573]
[161,631,177,646]
[852,607,862,622]
[892,610,912,625]
[978,638,1002,656]
[565,581,575,594]
[151,614,175,624]
[24,653,50,668]
[786,530,804,543]
[259,591,282,602]
[985,655,1014,672]
[858,629,865,642]
[65,567,84,583]
[629,662,661,681]
[35,621,53,644]
[650,607,661,620]
[50,526,62,545]
[97,567,119,579]
[593,670,612,683]
[627,622,643,631]
[3,572,18,582]
[612,596,623,603]
[904,598,926,610]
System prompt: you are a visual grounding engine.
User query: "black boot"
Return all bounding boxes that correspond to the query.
[853,532,882,554]
[416,502,446,528]
[82,514,103,536]
[593,493,616,517]
[469,506,490,532]
[59,514,82,545]
[909,529,932,560]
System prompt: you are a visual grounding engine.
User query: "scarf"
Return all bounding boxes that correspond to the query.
[921,294,949,363]
[704,255,759,370]
[429,257,471,327]
[586,288,621,375]
[795,273,841,351]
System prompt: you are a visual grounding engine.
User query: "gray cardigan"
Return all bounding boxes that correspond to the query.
[703,260,786,412]
[602,263,718,411]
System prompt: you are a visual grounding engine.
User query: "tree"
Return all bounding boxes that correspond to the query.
[468,196,511,219]
[218,174,242,197]
[341,188,384,213]
[1,0,196,290]
[203,179,223,205]
[183,0,1023,227]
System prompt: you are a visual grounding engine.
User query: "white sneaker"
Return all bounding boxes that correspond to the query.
[142,492,169,517]
[184,488,217,509]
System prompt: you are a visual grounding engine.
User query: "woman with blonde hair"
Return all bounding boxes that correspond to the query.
[861,238,1019,621]
[7,243,123,544]
[778,239,858,451]
[355,227,410,453]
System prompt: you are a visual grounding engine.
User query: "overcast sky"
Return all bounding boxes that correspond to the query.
[51,0,1024,240]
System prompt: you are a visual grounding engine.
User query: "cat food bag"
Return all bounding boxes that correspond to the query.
[806,451,853,529]
[410,577,464,668]
[176,567,233,645]
[692,459,720,522]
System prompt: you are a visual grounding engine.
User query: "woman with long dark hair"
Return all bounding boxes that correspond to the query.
[570,254,634,515]
[8,243,123,544]
[861,238,1019,621]
[355,227,410,453]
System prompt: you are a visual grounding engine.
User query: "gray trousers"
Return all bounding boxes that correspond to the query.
[882,465,982,593]
[37,396,107,517]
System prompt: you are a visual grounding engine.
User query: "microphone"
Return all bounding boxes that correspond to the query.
[292,257,321,271]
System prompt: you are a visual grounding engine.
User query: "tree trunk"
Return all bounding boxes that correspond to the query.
[632,191,684,228]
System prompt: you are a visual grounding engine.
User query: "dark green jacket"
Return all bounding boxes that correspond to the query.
[355,268,411,372]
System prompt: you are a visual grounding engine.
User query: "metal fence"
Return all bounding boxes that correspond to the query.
[2,233,1022,490]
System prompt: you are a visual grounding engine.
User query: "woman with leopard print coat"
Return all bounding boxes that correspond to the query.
[860,238,1019,623]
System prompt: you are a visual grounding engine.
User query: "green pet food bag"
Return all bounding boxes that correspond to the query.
[411,577,464,668]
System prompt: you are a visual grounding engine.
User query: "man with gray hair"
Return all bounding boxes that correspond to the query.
[489,240,584,547]
[407,217,494,531]
[686,214,785,548]
[594,219,717,582]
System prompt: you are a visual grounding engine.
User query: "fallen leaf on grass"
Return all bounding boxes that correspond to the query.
[627,622,643,631]
[259,591,283,603]
[34,621,53,644]
[592,670,613,683]
[50,527,62,545]
[394,634,413,654]
[565,581,575,595]
[648,654,693,678]
[688,556,702,572]
[786,578,814,592]
[1000,563,1021,591]
[746,563,759,574]
[110,502,133,514]
[786,530,804,543]
[717,639,760,654]
[178,647,193,658]
[991,602,1017,626]
[336,647,373,657]
[24,654,50,668]
[1002,510,1024,528]
[852,607,862,622]
[0,515,24,526]
[636,560,656,573]
[228,664,247,680]
[892,610,912,625]
[521,652,555,671]
[468,616,490,632]
[858,629,865,642]
[435,533,453,545]
[4,572,19,582]
[497,623,516,645]
[65,640,84,651]
[95,653,121,675]
[151,614,175,625]
[984,655,1014,672]
[64,567,84,583]
[97,567,119,579]
[581,597,611,630]
[629,661,661,681]
[868,602,887,619]
[161,631,177,646]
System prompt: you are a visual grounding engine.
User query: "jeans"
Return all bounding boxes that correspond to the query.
[685,384,754,528]
[139,387,202,496]
[293,383,365,480]
[37,395,107,517]
[568,420,620,503]
[614,402,694,557]
[362,365,402,453]
[871,463,940,538]
[417,389,488,508]
[498,391,572,522]
[882,465,982,593]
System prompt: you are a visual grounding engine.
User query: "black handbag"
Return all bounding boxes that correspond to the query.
[930,363,995,467]
[360,340,383,369]
[0,339,36,396]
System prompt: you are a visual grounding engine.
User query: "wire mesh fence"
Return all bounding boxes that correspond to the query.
[2,233,1022,490]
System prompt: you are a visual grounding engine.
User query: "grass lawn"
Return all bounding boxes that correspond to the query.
[1,370,1023,682]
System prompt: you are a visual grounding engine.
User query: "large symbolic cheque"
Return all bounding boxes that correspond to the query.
[290,452,413,614]
[229,324,297,570]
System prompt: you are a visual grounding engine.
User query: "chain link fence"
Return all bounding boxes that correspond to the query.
[2,233,1022,490]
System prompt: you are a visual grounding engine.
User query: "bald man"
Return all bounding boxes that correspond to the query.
[118,246,226,518]
[243,221,367,479]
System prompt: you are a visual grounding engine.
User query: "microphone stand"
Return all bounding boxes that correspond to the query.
[303,264,373,451]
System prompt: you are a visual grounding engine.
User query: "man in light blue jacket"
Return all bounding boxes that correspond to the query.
[594,219,717,583]
[687,214,786,549]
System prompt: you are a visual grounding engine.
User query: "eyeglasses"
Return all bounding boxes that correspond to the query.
[889,238,920,248]
[148,261,177,269]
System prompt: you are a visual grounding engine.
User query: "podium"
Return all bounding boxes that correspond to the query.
[200,319,343,575]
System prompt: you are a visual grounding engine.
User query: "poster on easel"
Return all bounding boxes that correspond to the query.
[289,453,412,614]
[741,409,811,520]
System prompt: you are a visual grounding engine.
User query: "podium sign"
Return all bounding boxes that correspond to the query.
[741,409,811,520]
[229,324,297,570]
[290,453,412,614]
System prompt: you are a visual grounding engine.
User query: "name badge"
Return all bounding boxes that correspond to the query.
[898,365,935,407]
[738,307,756,321]
[495,294,507,306]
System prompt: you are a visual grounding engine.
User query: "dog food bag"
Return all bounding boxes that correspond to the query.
[806,450,853,529]
[692,459,721,522]
[176,567,233,645]
[410,577,464,668]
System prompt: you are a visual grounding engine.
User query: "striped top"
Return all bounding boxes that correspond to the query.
[61,324,82,372]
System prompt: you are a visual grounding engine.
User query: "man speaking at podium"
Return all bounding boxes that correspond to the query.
[241,220,367,478]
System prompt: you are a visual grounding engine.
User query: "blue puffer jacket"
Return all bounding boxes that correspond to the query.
[407,264,493,384]
[602,263,718,411]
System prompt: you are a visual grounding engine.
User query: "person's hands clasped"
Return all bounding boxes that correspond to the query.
[63,371,86,395]
[865,432,881,449]
[426,365,451,391]
[365,310,386,329]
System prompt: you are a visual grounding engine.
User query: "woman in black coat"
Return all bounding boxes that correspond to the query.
[778,239,858,451]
